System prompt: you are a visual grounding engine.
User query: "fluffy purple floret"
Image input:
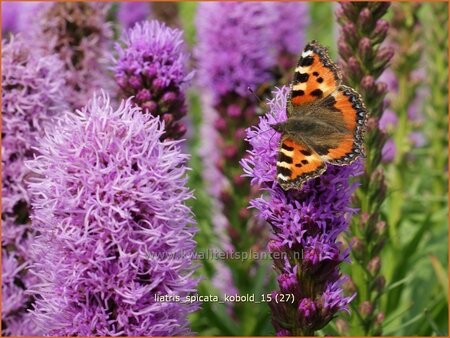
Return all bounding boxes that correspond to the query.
[1,35,67,336]
[118,2,152,29]
[195,2,278,102]
[114,20,192,140]
[241,87,358,335]
[27,93,199,336]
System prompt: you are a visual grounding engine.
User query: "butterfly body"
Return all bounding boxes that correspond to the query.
[272,41,368,191]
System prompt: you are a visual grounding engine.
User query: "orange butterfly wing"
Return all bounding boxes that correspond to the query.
[322,85,368,165]
[276,137,327,190]
[289,41,342,109]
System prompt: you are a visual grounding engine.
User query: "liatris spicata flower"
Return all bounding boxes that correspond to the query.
[114,20,192,141]
[336,2,393,334]
[118,2,151,29]
[28,2,113,109]
[27,93,199,336]
[241,87,358,336]
[1,35,67,336]
[196,4,308,331]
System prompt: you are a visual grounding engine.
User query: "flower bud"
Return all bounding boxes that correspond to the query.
[162,91,177,105]
[368,256,381,275]
[338,40,353,60]
[223,144,238,160]
[375,47,394,70]
[277,273,299,294]
[348,57,363,80]
[359,301,373,318]
[141,100,157,113]
[214,117,227,132]
[128,75,142,90]
[298,298,317,326]
[342,23,359,47]
[136,89,151,103]
[358,8,372,31]
[350,236,364,257]
[227,104,241,118]
[372,20,389,43]
[373,275,386,292]
[359,37,373,63]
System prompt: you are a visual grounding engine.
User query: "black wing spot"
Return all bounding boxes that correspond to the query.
[301,160,308,165]
[300,149,312,156]
[313,71,319,76]
[278,166,292,177]
[295,163,303,168]
[317,77,323,83]
[294,72,309,83]
[300,56,314,67]
[282,143,295,151]
[278,153,293,164]
[292,90,305,97]
[310,89,323,97]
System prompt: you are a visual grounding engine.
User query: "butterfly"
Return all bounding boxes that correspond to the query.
[270,40,368,190]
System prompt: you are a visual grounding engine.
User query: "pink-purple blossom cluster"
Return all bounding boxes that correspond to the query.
[242,87,358,335]
[27,93,198,336]
[114,20,192,140]
[1,35,68,336]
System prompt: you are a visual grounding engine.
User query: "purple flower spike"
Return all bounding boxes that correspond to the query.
[1,35,67,336]
[27,93,199,336]
[241,87,358,335]
[28,2,113,109]
[114,20,192,140]
[196,2,278,102]
[118,2,152,29]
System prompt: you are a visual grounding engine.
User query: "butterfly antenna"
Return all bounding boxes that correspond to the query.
[247,87,269,115]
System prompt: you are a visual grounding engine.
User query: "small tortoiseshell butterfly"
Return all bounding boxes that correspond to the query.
[270,40,368,190]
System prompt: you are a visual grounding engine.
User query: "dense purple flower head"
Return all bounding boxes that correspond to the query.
[271,2,310,56]
[195,2,278,102]
[27,93,199,336]
[241,87,358,335]
[1,35,67,336]
[118,2,152,29]
[114,20,192,140]
[28,2,113,109]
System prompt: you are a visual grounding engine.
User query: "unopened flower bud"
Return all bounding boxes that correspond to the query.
[162,91,177,105]
[348,57,362,80]
[375,47,394,70]
[368,256,381,275]
[214,117,227,132]
[373,20,389,43]
[350,236,364,257]
[359,37,373,63]
[359,301,373,318]
[227,104,241,118]
[129,75,142,89]
[136,89,151,103]
[358,8,372,31]
[298,298,317,325]
[374,275,386,292]
[223,144,238,160]
[141,100,157,113]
